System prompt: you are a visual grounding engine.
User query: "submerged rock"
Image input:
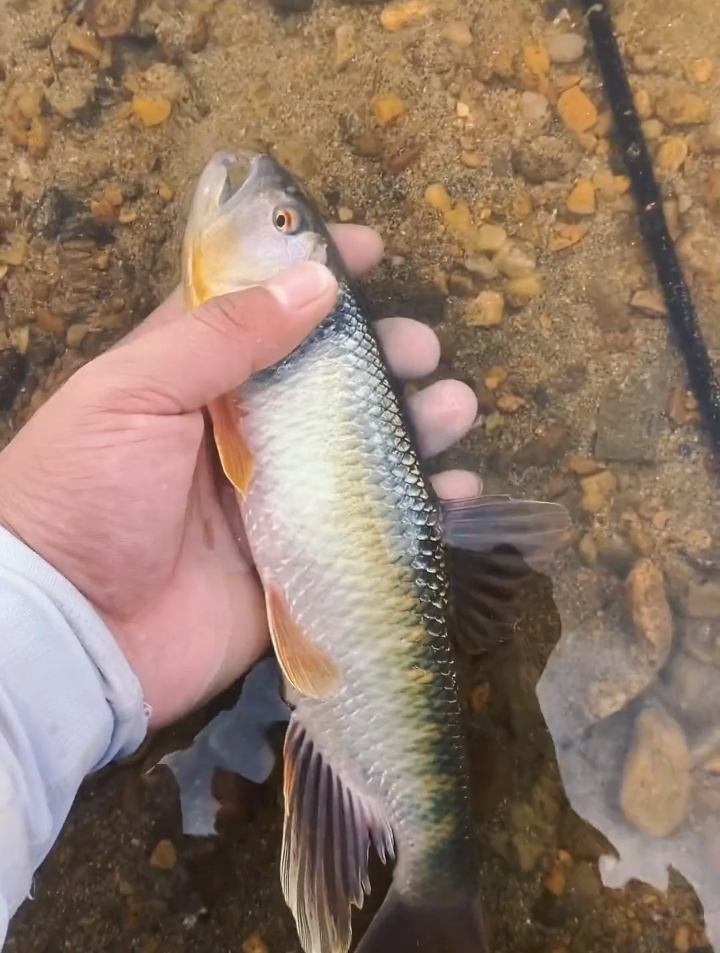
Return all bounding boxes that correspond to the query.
[620,705,692,839]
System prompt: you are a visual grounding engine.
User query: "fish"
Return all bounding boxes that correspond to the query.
[181,151,571,953]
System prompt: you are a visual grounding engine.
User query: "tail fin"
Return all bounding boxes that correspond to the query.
[355,886,490,953]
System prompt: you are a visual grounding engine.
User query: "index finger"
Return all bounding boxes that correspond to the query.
[121,224,385,345]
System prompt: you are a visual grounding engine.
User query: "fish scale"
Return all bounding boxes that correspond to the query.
[240,284,475,899]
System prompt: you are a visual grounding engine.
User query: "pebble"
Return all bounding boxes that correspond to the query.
[545,32,586,64]
[683,618,720,668]
[578,533,598,564]
[682,580,720,620]
[655,136,688,177]
[687,57,713,85]
[667,387,695,425]
[633,52,657,73]
[485,412,504,434]
[520,91,549,121]
[675,924,692,952]
[595,533,634,575]
[580,470,616,512]
[371,92,406,126]
[447,271,475,297]
[149,839,177,870]
[628,559,674,662]
[515,424,570,467]
[620,705,692,839]
[633,88,653,120]
[0,233,27,266]
[460,151,480,168]
[132,95,172,127]
[348,126,383,158]
[524,42,551,76]
[27,118,51,158]
[677,220,720,279]
[566,179,596,215]
[564,862,602,913]
[505,274,543,305]
[630,521,654,558]
[545,867,566,896]
[595,372,665,462]
[334,24,356,71]
[85,0,138,38]
[548,223,588,251]
[0,348,26,412]
[511,136,573,183]
[66,323,89,348]
[496,392,525,413]
[36,306,65,336]
[476,223,507,253]
[475,384,496,414]
[467,291,504,327]
[46,68,95,120]
[337,206,353,223]
[641,118,664,140]
[484,367,508,391]
[464,255,498,280]
[511,193,533,219]
[494,240,536,278]
[557,85,597,133]
[470,682,490,712]
[566,454,603,476]
[67,28,105,62]
[663,649,720,729]
[442,21,472,48]
[456,101,470,119]
[380,0,430,31]
[656,92,709,127]
[9,327,29,355]
[424,182,451,211]
[630,288,667,317]
[594,111,613,137]
[242,934,269,953]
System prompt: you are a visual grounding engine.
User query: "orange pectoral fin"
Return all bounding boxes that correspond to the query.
[266,585,342,701]
[208,393,254,497]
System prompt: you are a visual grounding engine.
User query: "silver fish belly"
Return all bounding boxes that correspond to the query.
[239,286,478,949]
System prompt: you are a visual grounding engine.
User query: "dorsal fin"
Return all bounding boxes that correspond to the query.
[281,716,394,953]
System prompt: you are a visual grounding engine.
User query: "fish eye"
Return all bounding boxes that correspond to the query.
[273,207,301,234]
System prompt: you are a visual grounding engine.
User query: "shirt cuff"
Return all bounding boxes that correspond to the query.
[0,525,148,929]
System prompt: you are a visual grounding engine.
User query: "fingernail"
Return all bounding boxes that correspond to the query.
[265,261,337,309]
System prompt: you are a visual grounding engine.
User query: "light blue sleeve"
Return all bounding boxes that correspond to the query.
[0,526,149,947]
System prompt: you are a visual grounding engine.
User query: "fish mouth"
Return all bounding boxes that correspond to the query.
[217,151,305,212]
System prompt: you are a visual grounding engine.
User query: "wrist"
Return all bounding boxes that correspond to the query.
[0,525,149,773]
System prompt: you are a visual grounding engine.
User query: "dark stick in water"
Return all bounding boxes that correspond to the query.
[577,0,720,455]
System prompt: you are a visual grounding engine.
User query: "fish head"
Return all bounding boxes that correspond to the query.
[182,152,339,309]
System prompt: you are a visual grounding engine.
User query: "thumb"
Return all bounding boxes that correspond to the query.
[95,261,338,414]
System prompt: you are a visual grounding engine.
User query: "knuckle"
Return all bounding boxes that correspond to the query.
[196,289,270,342]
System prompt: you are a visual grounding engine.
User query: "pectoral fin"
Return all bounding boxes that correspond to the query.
[441,494,570,652]
[281,715,394,953]
[266,585,342,700]
[208,393,254,497]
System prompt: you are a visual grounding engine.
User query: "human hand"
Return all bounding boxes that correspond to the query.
[0,225,479,728]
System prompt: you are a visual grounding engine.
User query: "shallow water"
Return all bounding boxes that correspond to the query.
[1,0,719,951]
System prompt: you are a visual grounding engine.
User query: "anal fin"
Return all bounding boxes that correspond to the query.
[441,494,570,652]
[281,716,394,953]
